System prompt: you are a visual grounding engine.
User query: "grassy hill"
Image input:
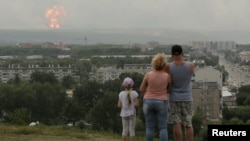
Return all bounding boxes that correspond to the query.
[0,123,147,141]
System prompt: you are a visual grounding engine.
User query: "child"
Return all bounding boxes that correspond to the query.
[118,77,139,141]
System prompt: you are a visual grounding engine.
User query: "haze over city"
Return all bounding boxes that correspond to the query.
[1,0,250,44]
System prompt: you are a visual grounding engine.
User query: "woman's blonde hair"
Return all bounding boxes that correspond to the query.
[151,53,167,71]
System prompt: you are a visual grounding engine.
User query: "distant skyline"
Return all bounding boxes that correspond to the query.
[1,29,250,45]
[0,0,250,31]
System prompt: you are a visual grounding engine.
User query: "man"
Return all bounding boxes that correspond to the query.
[166,45,195,141]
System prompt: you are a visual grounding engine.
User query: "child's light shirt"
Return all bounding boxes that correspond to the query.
[119,90,138,117]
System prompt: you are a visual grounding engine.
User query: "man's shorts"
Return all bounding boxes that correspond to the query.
[168,101,193,127]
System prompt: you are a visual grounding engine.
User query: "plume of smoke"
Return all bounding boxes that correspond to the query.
[45,5,66,29]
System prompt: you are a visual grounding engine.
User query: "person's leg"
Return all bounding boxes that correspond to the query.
[130,136,135,141]
[156,100,168,141]
[129,116,136,141]
[122,136,127,141]
[185,126,194,141]
[122,117,129,141]
[168,102,182,141]
[143,99,155,141]
[182,102,194,141]
[173,123,183,141]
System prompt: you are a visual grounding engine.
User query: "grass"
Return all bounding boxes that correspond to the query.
[0,123,147,141]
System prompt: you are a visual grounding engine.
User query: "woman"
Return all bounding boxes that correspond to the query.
[140,53,171,141]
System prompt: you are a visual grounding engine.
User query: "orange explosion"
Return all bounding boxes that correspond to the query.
[45,5,66,29]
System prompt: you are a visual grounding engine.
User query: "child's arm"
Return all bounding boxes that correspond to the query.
[117,99,122,108]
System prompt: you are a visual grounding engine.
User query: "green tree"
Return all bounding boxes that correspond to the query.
[243,96,250,106]
[30,71,58,84]
[228,117,244,125]
[63,98,84,122]
[236,85,250,106]
[0,83,34,112]
[236,93,248,105]
[222,103,231,121]
[86,91,121,132]
[8,108,31,125]
[192,107,203,136]
[0,83,35,123]
[74,60,91,82]
[62,75,76,89]
[31,82,66,124]
[222,106,250,123]
[245,119,250,124]
[74,80,104,117]
[7,74,21,84]
[194,126,207,141]
[103,79,122,93]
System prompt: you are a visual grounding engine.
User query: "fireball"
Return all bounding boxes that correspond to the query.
[45,5,66,29]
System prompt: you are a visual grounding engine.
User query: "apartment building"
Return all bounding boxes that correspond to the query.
[238,51,250,62]
[222,86,236,108]
[193,66,223,121]
[95,66,122,83]
[0,64,73,83]
[95,64,151,83]
[192,81,221,121]
[195,66,222,88]
[190,41,236,51]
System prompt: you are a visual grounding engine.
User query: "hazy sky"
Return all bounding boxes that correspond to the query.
[0,0,249,31]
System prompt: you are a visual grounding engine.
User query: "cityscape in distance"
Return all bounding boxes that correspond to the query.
[1,28,250,46]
